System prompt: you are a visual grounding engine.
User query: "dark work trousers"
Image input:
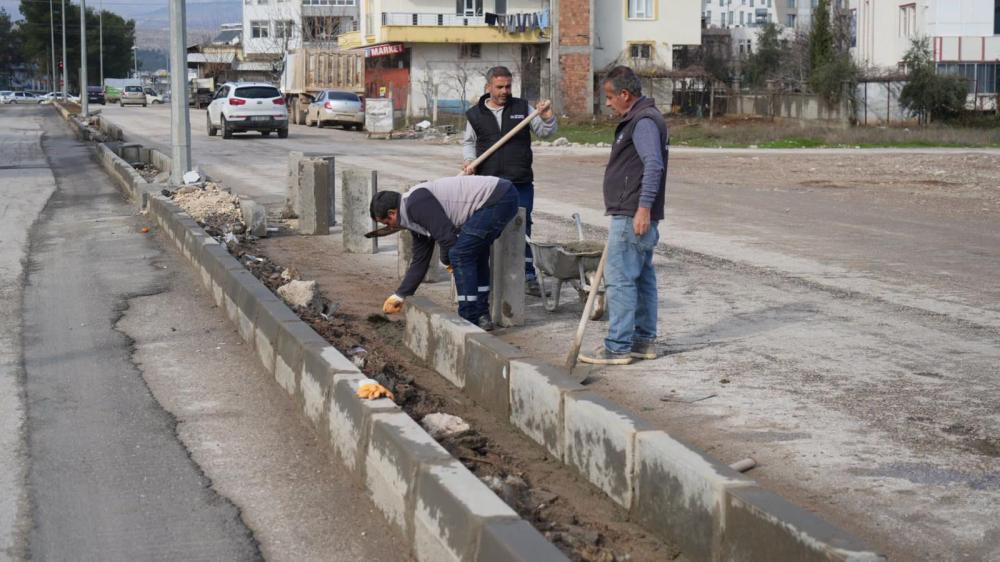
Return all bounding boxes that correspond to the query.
[512,181,536,281]
[448,186,519,322]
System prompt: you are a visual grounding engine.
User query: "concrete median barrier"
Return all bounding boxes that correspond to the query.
[403,298,887,562]
[139,189,568,561]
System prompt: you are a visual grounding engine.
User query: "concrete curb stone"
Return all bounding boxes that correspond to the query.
[412,461,519,562]
[563,391,653,509]
[508,358,584,460]
[402,296,482,388]
[462,333,527,419]
[475,520,569,562]
[329,373,401,476]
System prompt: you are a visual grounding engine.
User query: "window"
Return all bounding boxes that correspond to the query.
[327,91,360,101]
[628,0,654,19]
[234,86,282,99]
[995,0,999,34]
[630,43,652,59]
[786,13,797,26]
[459,43,482,58]
[274,20,294,39]
[458,0,483,16]
[495,0,507,14]
[251,20,269,38]
[899,4,916,38]
[739,11,744,25]
[257,0,268,4]
[729,11,734,24]
[787,0,795,7]
[302,0,356,5]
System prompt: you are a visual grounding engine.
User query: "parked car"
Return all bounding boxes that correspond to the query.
[87,86,106,105]
[0,91,13,104]
[306,90,364,130]
[206,82,288,139]
[120,85,146,107]
[38,92,64,104]
[143,88,164,104]
[10,91,42,104]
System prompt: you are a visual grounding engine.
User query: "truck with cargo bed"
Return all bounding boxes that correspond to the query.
[279,48,364,125]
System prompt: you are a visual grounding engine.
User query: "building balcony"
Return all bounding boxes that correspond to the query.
[379,12,549,44]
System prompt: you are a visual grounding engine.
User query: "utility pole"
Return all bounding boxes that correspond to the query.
[80,0,89,117]
[169,0,192,184]
[50,0,56,94]
[61,0,67,99]
[99,0,103,87]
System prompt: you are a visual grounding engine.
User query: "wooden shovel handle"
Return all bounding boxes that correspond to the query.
[565,240,609,371]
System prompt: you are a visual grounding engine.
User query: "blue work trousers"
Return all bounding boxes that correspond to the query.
[604,216,660,353]
[512,181,536,280]
[448,186,519,323]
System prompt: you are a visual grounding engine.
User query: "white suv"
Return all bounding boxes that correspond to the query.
[206,82,288,139]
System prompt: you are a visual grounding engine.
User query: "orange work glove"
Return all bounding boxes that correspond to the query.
[356,380,395,401]
[382,294,404,314]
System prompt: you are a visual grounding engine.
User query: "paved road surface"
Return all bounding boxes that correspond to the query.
[97,104,1000,562]
[1,105,402,560]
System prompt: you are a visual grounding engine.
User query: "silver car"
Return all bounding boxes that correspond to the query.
[120,85,147,107]
[10,92,42,104]
[306,90,364,130]
[0,91,13,104]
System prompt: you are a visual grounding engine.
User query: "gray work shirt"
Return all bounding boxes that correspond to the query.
[462,101,558,161]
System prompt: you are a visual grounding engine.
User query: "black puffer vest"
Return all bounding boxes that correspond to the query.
[603,97,668,220]
[466,94,533,184]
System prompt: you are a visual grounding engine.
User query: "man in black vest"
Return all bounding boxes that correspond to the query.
[462,65,557,296]
[579,66,668,366]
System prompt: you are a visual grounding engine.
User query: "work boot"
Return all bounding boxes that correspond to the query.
[630,340,657,360]
[475,314,496,332]
[578,346,633,365]
[525,278,541,297]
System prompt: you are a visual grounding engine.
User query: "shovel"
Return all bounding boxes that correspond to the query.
[564,239,609,381]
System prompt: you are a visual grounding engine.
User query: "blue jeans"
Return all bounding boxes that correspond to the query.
[512,181,536,280]
[448,184,519,322]
[604,216,659,354]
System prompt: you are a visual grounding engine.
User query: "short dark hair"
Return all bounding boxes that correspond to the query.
[370,190,401,220]
[485,66,513,84]
[603,65,642,97]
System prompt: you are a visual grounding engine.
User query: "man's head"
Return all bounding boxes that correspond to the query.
[603,65,642,116]
[370,190,401,227]
[485,66,513,107]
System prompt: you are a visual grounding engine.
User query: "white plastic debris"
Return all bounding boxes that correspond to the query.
[415,120,432,131]
[182,170,202,184]
[421,412,470,439]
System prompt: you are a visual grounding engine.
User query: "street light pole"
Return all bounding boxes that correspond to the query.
[99,0,103,87]
[50,0,56,94]
[168,0,191,184]
[80,0,89,117]
[132,46,138,78]
[61,0,67,99]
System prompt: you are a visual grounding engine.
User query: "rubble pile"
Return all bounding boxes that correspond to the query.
[170,182,243,228]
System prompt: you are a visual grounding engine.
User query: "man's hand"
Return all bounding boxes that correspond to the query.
[633,208,651,236]
[537,99,554,120]
[382,294,404,314]
[461,160,476,176]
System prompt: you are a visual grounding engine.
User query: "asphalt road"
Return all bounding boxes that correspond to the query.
[1,105,402,560]
[96,104,1000,561]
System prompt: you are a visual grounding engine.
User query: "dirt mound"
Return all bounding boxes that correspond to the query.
[172,183,242,227]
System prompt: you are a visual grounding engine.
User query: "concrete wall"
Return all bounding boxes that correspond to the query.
[409,43,524,115]
[855,80,912,125]
[730,91,851,123]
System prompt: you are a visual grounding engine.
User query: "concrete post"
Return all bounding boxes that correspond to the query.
[168,0,192,185]
[79,0,88,117]
[341,169,378,254]
[490,208,526,327]
[298,157,330,235]
[397,230,448,284]
[321,155,336,226]
[286,151,303,217]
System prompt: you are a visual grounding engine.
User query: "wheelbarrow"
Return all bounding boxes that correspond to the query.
[527,214,607,321]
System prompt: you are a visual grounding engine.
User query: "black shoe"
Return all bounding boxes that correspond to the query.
[476,314,495,331]
[578,346,633,365]
[630,340,657,360]
[525,278,541,297]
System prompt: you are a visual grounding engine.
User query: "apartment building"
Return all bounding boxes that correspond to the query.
[702,0,778,29]
[243,0,360,56]
[335,0,701,117]
[853,0,999,101]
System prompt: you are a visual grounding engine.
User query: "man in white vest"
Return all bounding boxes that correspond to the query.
[370,175,518,331]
